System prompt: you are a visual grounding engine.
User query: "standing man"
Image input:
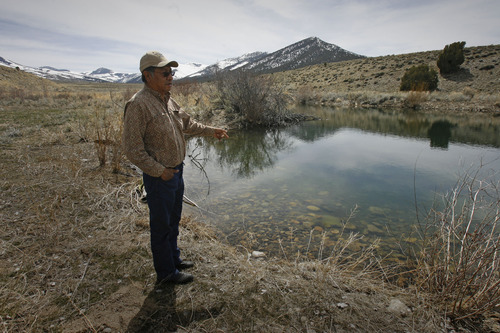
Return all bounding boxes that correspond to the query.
[123,51,228,285]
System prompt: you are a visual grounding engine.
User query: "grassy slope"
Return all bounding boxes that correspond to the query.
[276,45,500,94]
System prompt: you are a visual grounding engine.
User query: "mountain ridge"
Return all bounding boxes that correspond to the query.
[244,37,363,73]
[0,37,363,83]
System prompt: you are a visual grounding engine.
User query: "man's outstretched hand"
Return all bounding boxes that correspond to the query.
[214,129,229,141]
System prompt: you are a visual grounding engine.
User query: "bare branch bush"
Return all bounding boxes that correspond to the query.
[74,94,125,170]
[412,164,500,320]
[171,80,215,123]
[211,69,293,127]
[323,206,381,274]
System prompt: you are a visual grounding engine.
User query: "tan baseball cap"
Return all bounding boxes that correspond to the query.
[139,51,179,72]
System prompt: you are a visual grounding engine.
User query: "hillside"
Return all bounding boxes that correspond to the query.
[0,65,63,92]
[276,44,500,96]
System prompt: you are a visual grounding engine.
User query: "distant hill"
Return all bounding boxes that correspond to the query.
[0,64,61,92]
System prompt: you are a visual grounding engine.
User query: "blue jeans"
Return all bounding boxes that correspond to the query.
[143,163,184,280]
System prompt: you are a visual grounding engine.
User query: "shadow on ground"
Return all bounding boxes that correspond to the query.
[441,68,474,82]
[127,285,221,332]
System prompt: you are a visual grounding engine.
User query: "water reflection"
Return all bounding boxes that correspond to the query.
[290,106,500,147]
[428,120,453,149]
[216,129,294,178]
[184,107,500,259]
[188,129,294,179]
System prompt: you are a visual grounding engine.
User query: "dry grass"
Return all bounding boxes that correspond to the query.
[404,91,430,109]
[1,90,455,332]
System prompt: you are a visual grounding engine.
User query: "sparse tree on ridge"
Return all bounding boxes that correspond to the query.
[437,41,466,74]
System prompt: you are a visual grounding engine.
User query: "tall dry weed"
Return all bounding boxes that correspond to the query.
[92,103,112,166]
[75,93,125,170]
[404,91,429,109]
[413,163,500,319]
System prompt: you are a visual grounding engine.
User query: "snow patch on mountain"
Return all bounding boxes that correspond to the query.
[174,63,208,78]
[185,52,267,78]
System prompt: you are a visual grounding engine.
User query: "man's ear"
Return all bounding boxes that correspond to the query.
[143,71,152,83]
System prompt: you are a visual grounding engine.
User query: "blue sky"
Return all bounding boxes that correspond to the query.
[1,0,499,73]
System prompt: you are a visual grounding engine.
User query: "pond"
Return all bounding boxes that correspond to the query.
[183,106,500,261]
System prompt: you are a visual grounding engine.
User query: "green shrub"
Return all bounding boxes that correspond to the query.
[437,41,466,74]
[400,65,438,91]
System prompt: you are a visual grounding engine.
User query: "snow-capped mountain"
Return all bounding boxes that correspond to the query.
[187,52,268,78]
[183,37,363,79]
[0,37,364,83]
[0,56,207,83]
[242,37,363,73]
[173,63,208,79]
[84,67,141,83]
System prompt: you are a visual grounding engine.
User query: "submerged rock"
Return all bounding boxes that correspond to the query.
[313,226,324,233]
[344,223,357,230]
[321,215,342,227]
[307,205,320,211]
[369,206,387,216]
[366,224,384,234]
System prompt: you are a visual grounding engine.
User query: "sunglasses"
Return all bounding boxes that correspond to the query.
[158,70,175,77]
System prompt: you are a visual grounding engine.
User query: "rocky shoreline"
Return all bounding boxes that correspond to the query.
[299,91,500,116]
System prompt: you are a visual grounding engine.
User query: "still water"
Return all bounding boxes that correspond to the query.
[183,106,500,260]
